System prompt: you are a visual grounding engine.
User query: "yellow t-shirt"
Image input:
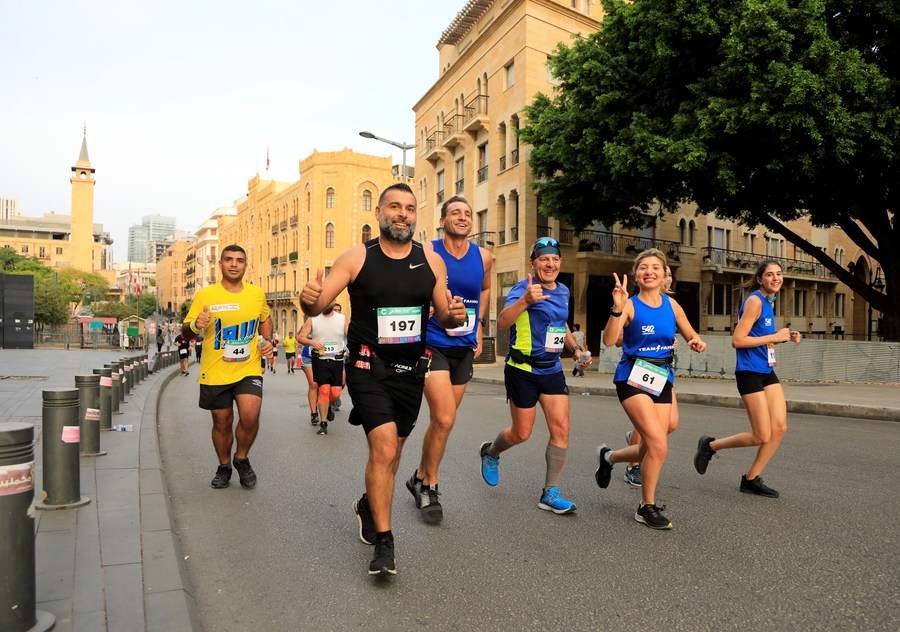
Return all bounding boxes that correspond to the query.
[185,283,270,385]
[282,336,297,354]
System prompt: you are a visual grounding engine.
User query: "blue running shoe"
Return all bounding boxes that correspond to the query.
[538,487,576,514]
[479,441,499,486]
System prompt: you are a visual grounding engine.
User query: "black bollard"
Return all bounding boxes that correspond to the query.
[0,422,56,632]
[36,389,90,510]
[93,367,113,431]
[75,375,106,457]
[113,361,126,404]
[106,364,122,415]
[120,360,132,396]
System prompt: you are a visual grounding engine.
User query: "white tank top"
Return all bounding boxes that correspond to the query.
[311,313,346,359]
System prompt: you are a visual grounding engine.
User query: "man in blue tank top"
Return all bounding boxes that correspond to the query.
[405,196,493,524]
[300,183,467,577]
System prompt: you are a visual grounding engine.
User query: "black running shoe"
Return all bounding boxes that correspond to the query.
[317,421,328,435]
[740,475,780,498]
[369,538,396,576]
[635,503,673,529]
[352,493,376,545]
[326,405,335,422]
[332,398,342,411]
[232,456,257,489]
[405,471,422,500]
[595,445,613,488]
[694,435,717,475]
[310,412,319,426]
[210,465,232,489]
[419,484,443,523]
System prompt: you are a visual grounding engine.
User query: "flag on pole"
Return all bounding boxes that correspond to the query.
[128,264,133,287]
[136,283,141,295]
[266,147,270,174]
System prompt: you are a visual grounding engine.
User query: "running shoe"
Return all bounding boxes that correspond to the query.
[479,441,499,486]
[625,429,633,444]
[352,493,376,545]
[406,471,443,522]
[624,464,642,488]
[693,435,717,475]
[538,487,576,515]
[210,465,232,489]
[332,398,342,411]
[595,445,613,488]
[369,538,396,576]
[232,456,257,489]
[310,412,319,426]
[635,503,673,529]
[316,421,328,435]
[740,475,780,498]
[327,405,335,422]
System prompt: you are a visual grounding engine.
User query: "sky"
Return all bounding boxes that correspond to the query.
[0,0,464,263]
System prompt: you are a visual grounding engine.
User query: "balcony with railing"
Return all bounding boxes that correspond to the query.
[270,256,278,266]
[464,93,489,132]
[471,231,495,248]
[559,228,574,245]
[498,229,506,245]
[289,215,298,226]
[499,155,506,171]
[443,114,467,148]
[536,225,551,238]
[423,127,446,163]
[455,178,465,195]
[575,230,681,261]
[207,254,216,262]
[702,247,836,280]
[265,290,292,302]
[279,255,287,265]
[509,226,519,242]
[271,224,278,234]
[510,148,520,166]
[288,251,298,262]
[477,165,488,183]
[280,220,287,231]
[436,189,445,205]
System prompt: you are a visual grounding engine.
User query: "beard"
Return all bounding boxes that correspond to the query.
[323,305,334,315]
[379,215,415,244]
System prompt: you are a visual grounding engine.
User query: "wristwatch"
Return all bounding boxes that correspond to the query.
[609,308,623,317]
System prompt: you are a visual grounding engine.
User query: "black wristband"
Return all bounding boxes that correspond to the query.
[609,308,622,317]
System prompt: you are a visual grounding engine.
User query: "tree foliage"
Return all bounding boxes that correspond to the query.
[521,0,899,339]
[91,302,129,321]
[33,283,69,326]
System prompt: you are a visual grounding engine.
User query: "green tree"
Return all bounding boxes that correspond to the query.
[91,302,129,321]
[521,0,899,340]
[33,283,69,326]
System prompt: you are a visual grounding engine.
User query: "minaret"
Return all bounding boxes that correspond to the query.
[70,128,96,272]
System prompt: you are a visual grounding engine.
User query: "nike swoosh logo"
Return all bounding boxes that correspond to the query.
[409,263,426,269]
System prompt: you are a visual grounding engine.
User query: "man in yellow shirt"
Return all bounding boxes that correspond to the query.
[283,332,298,373]
[182,245,274,490]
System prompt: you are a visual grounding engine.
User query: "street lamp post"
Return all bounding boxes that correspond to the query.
[359,131,416,182]
[868,265,885,342]
[269,267,285,335]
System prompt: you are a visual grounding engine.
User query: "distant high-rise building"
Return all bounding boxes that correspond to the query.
[0,198,19,221]
[127,214,176,263]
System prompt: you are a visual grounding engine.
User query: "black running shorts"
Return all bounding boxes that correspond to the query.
[345,363,425,438]
[426,345,474,385]
[312,357,344,387]
[198,375,264,410]
[504,363,569,409]
[735,370,779,395]
[615,380,674,404]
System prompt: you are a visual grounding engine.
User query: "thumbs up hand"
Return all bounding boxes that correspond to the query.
[301,268,324,307]
[194,305,211,329]
[524,274,547,305]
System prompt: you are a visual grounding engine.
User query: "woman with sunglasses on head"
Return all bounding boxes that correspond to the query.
[693,260,801,497]
[595,249,706,529]
[620,265,680,488]
[479,238,591,515]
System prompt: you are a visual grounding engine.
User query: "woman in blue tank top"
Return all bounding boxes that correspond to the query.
[595,249,706,530]
[693,260,802,498]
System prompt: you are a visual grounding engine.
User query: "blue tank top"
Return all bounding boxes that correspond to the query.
[613,294,677,383]
[426,239,484,348]
[505,279,570,375]
[736,290,776,374]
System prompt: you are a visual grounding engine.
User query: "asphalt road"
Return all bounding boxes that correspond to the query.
[158,371,900,631]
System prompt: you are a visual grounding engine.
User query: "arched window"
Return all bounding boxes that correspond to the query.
[326,187,335,209]
[306,225,311,250]
[362,189,372,212]
[361,224,371,243]
[326,222,335,248]
[688,220,697,246]
[679,218,687,245]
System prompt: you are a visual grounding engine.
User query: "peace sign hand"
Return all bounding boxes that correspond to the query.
[611,273,629,310]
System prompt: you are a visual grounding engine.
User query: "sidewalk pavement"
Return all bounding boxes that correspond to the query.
[471,361,900,422]
[4,350,896,632]
[0,349,194,632]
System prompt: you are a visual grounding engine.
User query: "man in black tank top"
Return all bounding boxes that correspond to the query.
[301,183,466,577]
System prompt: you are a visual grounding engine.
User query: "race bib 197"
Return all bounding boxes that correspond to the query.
[377,306,422,344]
